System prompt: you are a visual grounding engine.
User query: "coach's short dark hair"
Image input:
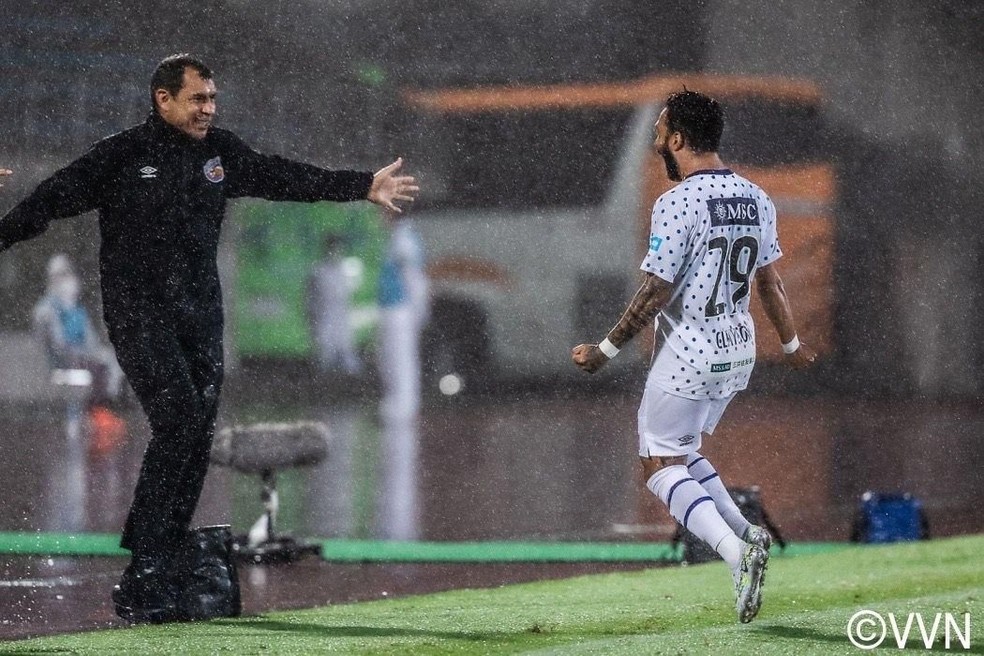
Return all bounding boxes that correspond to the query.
[150,54,212,110]
[664,90,724,153]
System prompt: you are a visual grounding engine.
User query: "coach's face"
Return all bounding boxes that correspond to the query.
[156,68,217,140]
[654,108,682,182]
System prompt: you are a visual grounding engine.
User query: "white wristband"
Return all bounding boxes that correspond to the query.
[598,338,620,358]
[781,335,800,354]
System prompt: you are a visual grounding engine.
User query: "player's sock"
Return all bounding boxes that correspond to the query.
[646,465,744,568]
[686,452,752,539]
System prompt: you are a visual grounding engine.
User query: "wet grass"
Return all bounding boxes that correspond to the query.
[2,534,982,655]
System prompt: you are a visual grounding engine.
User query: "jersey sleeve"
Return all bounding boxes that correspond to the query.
[220,131,373,202]
[0,142,111,251]
[640,189,691,284]
[757,192,782,267]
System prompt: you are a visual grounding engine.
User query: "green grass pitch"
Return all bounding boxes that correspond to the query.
[3,534,982,655]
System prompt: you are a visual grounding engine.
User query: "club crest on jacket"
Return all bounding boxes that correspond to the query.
[203,157,224,183]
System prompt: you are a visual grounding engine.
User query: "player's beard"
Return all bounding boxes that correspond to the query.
[658,144,682,182]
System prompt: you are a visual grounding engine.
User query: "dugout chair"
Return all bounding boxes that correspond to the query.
[210,421,330,563]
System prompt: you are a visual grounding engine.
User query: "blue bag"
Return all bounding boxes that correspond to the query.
[850,491,929,543]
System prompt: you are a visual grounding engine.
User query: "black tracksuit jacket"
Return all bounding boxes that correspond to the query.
[0,112,373,557]
[0,111,372,326]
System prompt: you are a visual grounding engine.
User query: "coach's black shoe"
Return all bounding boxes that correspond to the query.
[173,525,242,621]
[112,558,179,624]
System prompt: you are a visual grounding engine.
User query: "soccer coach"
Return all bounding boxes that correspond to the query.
[0,53,417,623]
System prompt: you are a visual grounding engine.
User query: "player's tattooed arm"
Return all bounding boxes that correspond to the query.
[606,274,674,348]
[572,273,673,374]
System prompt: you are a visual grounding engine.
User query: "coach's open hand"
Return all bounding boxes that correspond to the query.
[369,158,419,213]
[572,343,609,374]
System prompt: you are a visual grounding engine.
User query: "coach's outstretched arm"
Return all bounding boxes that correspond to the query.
[755,262,816,369]
[0,169,11,187]
[572,273,674,374]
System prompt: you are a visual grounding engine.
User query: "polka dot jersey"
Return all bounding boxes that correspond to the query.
[639,169,782,398]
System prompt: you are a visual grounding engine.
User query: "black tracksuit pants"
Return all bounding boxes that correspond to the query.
[109,308,224,561]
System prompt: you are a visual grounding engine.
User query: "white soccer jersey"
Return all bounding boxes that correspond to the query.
[639,168,781,398]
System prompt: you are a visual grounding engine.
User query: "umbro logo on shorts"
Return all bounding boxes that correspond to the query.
[139,166,158,179]
[678,434,696,446]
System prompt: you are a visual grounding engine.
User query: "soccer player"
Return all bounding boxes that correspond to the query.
[0,53,417,624]
[572,90,815,623]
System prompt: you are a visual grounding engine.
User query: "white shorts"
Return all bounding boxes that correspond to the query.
[637,386,736,457]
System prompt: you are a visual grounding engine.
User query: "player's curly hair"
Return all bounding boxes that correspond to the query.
[150,54,213,110]
[664,90,724,153]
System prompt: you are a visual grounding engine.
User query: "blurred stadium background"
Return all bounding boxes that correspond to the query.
[0,0,982,551]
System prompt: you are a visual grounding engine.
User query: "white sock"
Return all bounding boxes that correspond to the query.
[646,465,745,568]
[686,453,753,539]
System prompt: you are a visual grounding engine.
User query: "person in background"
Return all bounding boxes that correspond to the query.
[375,211,429,540]
[306,233,363,377]
[33,254,127,453]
